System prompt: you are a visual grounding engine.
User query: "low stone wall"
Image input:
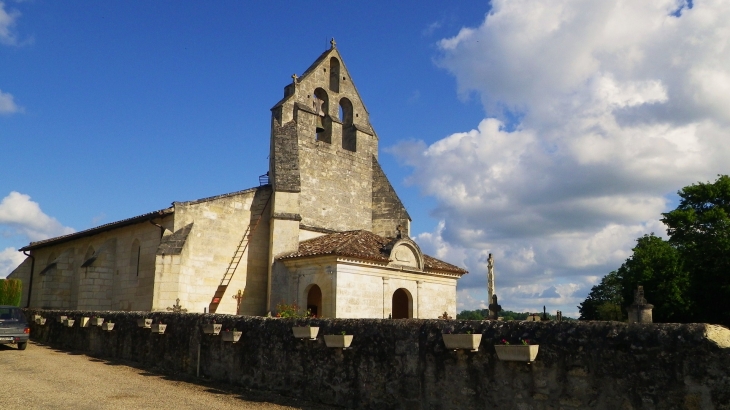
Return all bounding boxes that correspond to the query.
[24,309,730,409]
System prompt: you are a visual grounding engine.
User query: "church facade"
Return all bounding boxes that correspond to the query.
[9,43,467,318]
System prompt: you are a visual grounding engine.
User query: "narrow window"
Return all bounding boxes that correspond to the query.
[130,239,141,277]
[329,57,340,93]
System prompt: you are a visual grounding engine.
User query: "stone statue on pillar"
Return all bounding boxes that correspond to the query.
[487,253,496,318]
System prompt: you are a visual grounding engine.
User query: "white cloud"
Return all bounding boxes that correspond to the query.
[395,0,730,314]
[0,192,75,241]
[0,89,21,114]
[0,1,21,46]
[0,247,25,278]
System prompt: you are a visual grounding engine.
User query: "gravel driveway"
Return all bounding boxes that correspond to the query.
[0,342,340,409]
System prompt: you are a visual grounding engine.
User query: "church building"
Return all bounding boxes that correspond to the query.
[9,42,467,318]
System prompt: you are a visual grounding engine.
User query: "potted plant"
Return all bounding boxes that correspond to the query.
[151,322,167,334]
[33,314,41,321]
[292,325,319,340]
[324,331,353,348]
[442,330,482,352]
[101,322,115,331]
[137,318,152,328]
[36,317,47,325]
[202,321,222,335]
[221,328,242,343]
[58,315,67,323]
[63,318,75,327]
[91,316,104,326]
[80,317,90,327]
[494,339,539,362]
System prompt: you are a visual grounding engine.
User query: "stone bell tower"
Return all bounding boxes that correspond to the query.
[265,40,410,311]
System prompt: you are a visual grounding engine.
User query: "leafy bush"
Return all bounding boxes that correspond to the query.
[275,302,311,318]
[0,279,22,306]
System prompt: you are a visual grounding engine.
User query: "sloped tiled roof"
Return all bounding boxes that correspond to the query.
[19,185,267,252]
[19,208,174,251]
[279,230,468,275]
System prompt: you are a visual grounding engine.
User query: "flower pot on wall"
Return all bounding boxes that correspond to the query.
[151,324,167,334]
[494,345,539,362]
[80,317,90,327]
[36,317,46,325]
[221,331,242,343]
[442,334,482,351]
[137,318,152,328]
[63,319,75,328]
[58,315,67,323]
[202,323,222,335]
[292,326,319,340]
[91,318,104,326]
[324,335,353,349]
[101,322,114,331]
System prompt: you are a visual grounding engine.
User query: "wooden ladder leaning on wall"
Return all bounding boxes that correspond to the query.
[208,191,272,314]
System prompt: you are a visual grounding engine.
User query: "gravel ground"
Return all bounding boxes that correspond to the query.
[0,341,341,410]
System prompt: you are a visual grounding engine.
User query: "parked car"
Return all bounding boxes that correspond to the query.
[0,306,29,350]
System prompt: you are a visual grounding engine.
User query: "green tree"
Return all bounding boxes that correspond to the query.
[456,310,484,320]
[0,279,22,306]
[662,175,730,325]
[578,271,624,320]
[615,234,690,322]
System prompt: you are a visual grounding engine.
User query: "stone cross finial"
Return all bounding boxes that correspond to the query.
[330,37,337,49]
[166,298,187,313]
[291,73,298,84]
[488,294,502,320]
[232,289,244,315]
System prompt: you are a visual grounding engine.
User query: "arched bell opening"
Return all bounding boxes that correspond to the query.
[392,288,413,319]
[339,97,356,152]
[306,284,323,318]
[313,88,331,143]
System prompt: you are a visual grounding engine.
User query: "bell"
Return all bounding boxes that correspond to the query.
[315,116,325,133]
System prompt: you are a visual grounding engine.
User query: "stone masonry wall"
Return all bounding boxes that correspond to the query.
[10,215,173,311]
[372,157,412,238]
[25,309,730,410]
[166,187,272,315]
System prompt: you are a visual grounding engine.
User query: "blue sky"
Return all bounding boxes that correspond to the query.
[2,0,728,318]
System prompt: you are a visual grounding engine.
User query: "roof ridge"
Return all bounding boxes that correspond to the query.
[331,230,368,254]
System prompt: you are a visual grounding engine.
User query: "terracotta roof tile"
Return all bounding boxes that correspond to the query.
[279,230,467,275]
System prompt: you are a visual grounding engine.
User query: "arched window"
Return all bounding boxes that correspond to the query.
[329,57,340,93]
[392,288,413,319]
[340,97,356,152]
[313,88,331,143]
[306,284,323,318]
[130,239,141,277]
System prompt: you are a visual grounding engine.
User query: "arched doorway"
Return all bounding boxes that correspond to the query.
[306,285,323,318]
[392,288,412,319]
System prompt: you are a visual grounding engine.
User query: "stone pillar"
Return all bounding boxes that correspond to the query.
[627,286,654,323]
[416,280,422,319]
[266,191,301,314]
[487,253,496,318]
[382,277,390,319]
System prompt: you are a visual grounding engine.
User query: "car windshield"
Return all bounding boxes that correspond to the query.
[0,307,25,322]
